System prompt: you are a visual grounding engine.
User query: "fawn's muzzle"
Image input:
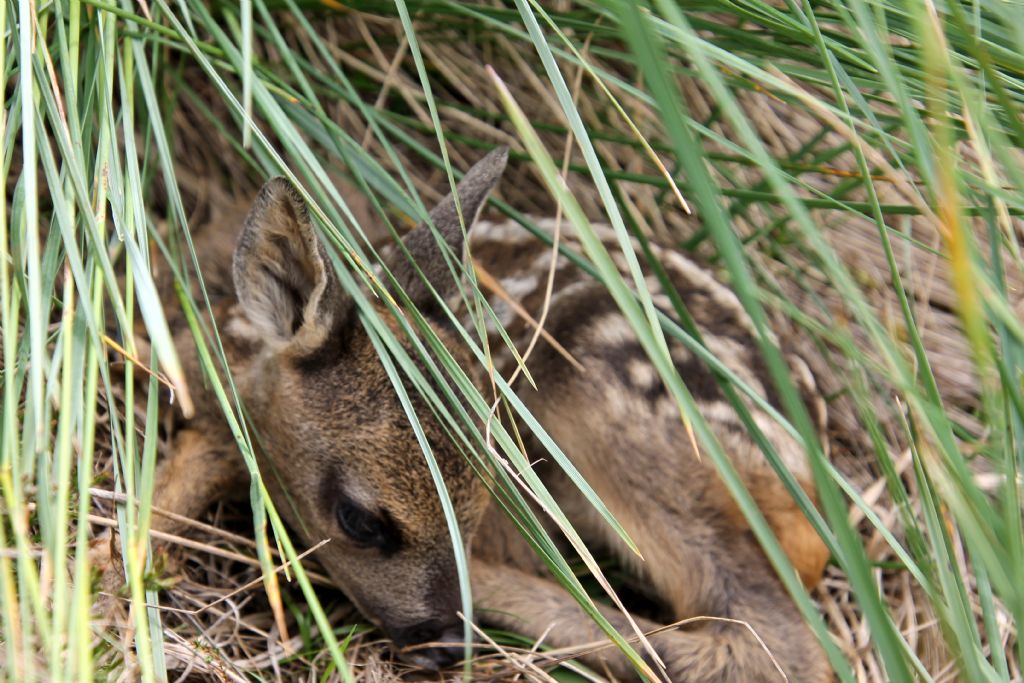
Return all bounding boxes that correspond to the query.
[391,620,467,671]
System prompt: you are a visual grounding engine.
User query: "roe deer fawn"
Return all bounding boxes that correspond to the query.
[120,147,832,681]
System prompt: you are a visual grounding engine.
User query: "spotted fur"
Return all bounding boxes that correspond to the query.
[465,216,831,681]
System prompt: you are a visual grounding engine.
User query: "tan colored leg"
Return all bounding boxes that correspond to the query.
[149,427,246,536]
[472,558,832,683]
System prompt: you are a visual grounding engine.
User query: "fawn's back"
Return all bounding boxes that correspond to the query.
[464,216,828,588]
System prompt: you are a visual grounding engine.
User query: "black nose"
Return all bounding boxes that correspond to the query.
[391,621,467,671]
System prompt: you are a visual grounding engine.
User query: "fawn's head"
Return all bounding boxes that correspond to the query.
[228,148,508,668]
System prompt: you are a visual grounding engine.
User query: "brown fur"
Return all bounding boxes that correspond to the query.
[123,148,832,681]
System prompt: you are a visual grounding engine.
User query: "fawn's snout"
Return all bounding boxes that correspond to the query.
[391,619,467,670]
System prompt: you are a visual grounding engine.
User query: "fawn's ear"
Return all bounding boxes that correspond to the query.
[389,146,508,310]
[233,178,350,352]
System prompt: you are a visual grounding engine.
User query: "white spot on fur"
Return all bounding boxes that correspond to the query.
[589,313,637,347]
[628,360,658,389]
[470,219,534,247]
[502,274,540,301]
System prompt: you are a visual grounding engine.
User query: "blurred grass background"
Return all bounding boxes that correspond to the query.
[2,0,1023,681]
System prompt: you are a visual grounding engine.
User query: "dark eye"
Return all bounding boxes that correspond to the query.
[336,501,388,548]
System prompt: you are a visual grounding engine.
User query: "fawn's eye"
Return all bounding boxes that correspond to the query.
[336,500,389,548]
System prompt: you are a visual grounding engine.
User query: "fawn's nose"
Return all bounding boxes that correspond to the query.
[391,620,466,671]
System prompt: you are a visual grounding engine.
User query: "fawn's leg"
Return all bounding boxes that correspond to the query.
[473,517,831,683]
[472,559,678,681]
[473,556,834,683]
[149,427,246,536]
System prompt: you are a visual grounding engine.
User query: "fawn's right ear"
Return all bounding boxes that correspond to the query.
[387,146,508,312]
[233,178,350,353]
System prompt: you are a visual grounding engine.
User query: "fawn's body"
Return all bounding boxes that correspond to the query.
[134,149,832,681]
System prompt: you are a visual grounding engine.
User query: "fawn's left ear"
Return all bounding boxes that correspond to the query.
[233,178,351,354]
[389,146,508,310]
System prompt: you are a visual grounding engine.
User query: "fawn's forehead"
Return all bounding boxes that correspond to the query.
[282,336,482,508]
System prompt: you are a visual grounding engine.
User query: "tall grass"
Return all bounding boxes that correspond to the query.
[1,0,1021,681]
